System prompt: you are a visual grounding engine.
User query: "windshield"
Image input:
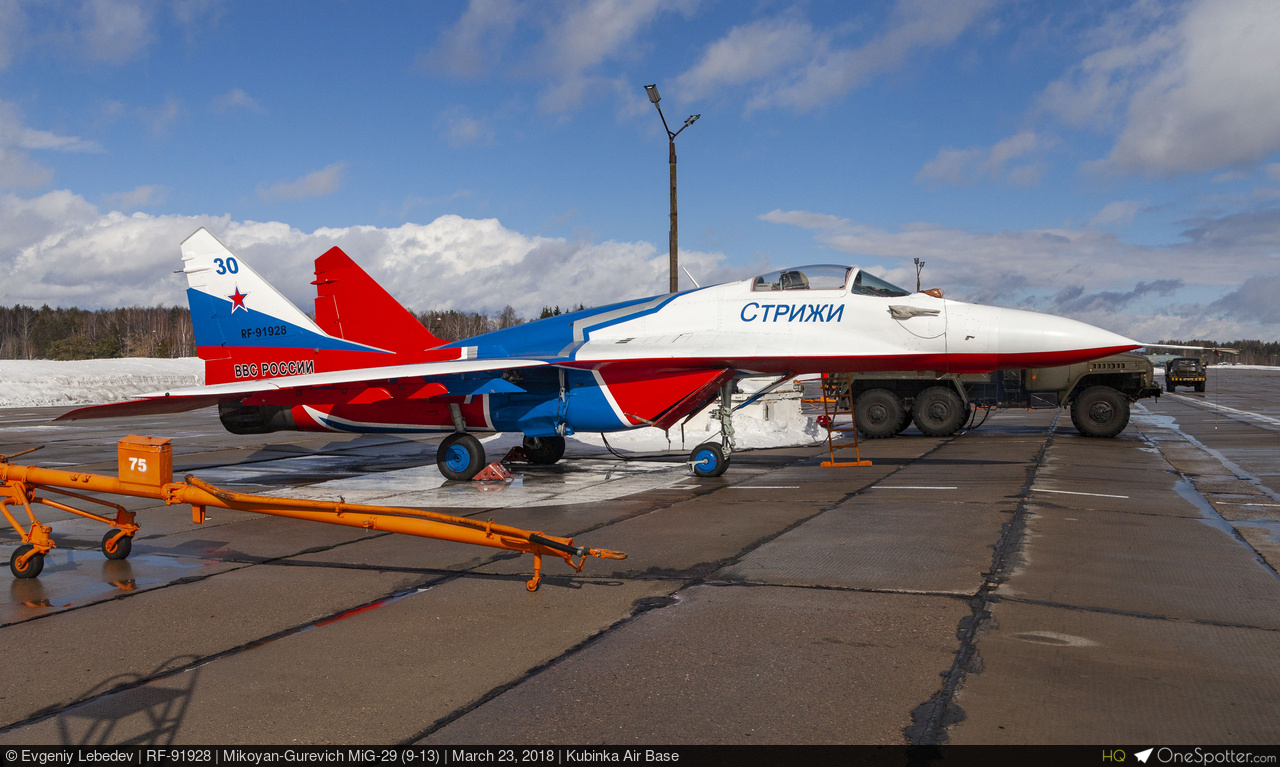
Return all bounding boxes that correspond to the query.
[1170,359,1203,370]
[849,269,911,298]
[752,265,851,292]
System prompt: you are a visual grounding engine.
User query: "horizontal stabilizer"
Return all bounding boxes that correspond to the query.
[56,393,227,421]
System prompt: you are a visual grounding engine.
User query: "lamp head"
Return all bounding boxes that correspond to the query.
[684,114,700,127]
[645,84,661,104]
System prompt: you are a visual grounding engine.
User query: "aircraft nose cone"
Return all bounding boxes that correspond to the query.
[995,307,1139,367]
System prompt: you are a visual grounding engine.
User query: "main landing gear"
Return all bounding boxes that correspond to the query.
[436,433,486,481]
[690,381,735,478]
[523,435,566,465]
[436,434,568,480]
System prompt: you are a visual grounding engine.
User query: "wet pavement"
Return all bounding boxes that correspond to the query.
[0,367,1278,745]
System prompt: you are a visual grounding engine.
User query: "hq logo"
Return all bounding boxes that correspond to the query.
[740,302,845,323]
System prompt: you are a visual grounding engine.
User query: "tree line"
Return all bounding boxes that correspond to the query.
[0,305,196,360]
[4,304,1279,365]
[0,304,540,360]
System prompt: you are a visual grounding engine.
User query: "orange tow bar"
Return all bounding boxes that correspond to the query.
[1,436,626,591]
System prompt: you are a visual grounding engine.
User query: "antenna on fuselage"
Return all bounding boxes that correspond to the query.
[681,266,701,288]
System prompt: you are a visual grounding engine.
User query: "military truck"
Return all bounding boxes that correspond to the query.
[832,352,1161,439]
[1164,357,1206,392]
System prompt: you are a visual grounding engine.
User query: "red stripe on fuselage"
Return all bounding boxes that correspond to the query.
[199,345,467,385]
[566,346,1139,376]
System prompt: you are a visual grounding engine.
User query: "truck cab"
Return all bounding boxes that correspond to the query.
[1164,357,1207,392]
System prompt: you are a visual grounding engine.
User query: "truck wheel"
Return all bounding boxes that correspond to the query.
[913,387,965,437]
[1195,382,1205,393]
[895,409,913,435]
[522,435,566,465]
[854,389,905,439]
[1166,381,1175,393]
[1071,386,1130,438]
[437,433,486,480]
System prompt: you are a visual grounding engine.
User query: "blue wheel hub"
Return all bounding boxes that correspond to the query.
[695,449,718,471]
[445,444,471,473]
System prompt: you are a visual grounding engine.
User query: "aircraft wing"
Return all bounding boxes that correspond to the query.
[1137,343,1239,354]
[55,357,551,421]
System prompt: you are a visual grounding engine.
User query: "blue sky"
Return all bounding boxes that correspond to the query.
[3,0,1280,341]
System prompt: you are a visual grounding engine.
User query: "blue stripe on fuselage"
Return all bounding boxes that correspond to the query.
[442,290,697,360]
[187,288,390,353]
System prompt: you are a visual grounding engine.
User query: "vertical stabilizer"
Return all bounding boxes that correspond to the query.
[312,247,444,352]
[181,228,392,384]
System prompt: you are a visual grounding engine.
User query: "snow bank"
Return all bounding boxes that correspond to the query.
[0,358,203,408]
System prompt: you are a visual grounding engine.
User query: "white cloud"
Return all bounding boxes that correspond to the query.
[675,17,816,101]
[534,0,698,113]
[1213,169,1249,183]
[1043,0,1280,176]
[1089,199,1143,228]
[212,88,264,114]
[0,190,735,316]
[0,148,53,189]
[0,0,28,71]
[423,0,524,77]
[0,100,103,191]
[0,100,101,152]
[104,184,166,209]
[916,130,1046,187]
[77,0,154,65]
[257,163,345,202]
[138,97,181,136]
[427,0,698,114]
[746,0,1002,112]
[437,106,494,147]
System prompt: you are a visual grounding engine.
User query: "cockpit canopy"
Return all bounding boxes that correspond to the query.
[750,264,911,297]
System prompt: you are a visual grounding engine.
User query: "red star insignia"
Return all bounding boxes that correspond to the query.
[228,286,248,313]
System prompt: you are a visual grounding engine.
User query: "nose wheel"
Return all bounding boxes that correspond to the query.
[690,442,728,478]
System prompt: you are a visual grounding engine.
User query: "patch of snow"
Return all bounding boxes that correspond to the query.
[0,358,203,408]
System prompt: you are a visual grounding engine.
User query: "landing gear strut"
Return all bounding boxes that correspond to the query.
[690,381,735,478]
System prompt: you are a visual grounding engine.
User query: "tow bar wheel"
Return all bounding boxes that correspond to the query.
[102,530,133,560]
[437,433,486,480]
[691,442,728,478]
[9,544,44,579]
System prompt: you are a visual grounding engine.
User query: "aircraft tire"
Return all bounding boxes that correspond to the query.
[1071,385,1130,438]
[523,435,566,465]
[691,442,728,478]
[10,544,44,579]
[913,386,965,437]
[854,389,905,439]
[437,433,486,481]
[102,530,132,560]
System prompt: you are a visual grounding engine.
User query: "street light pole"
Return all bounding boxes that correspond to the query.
[645,84,699,294]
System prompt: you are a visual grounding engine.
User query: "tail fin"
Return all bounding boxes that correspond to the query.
[312,247,444,353]
[182,228,393,384]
